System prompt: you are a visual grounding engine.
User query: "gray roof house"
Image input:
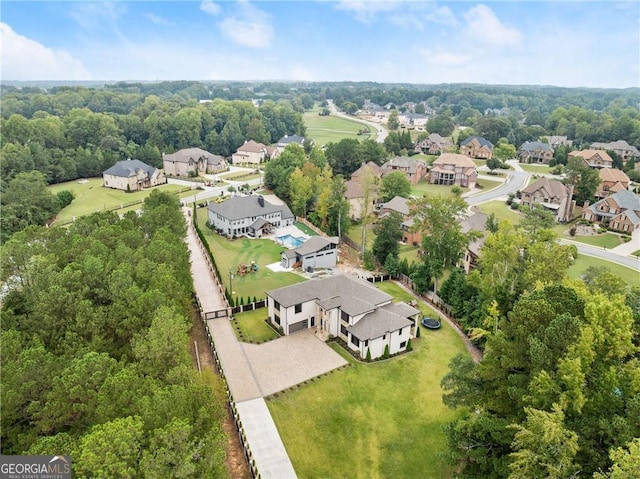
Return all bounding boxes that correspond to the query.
[280,236,339,271]
[591,140,640,161]
[207,195,294,238]
[518,141,555,164]
[163,147,226,176]
[582,190,640,233]
[381,157,428,184]
[102,159,166,191]
[276,135,309,154]
[266,275,420,359]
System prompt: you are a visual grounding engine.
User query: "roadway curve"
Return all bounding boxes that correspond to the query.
[559,240,640,272]
[327,99,388,143]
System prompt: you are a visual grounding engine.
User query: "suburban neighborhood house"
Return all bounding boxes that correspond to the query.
[596,168,630,199]
[102,159,166,191]
[582,190,640,233]
[460,211,488,274]
[280,236,339,271]
[276,134,307,154]
[414,133,453,155]
[591,140,640,162]
[518,141,555,164]
[430,153,478,188]
[232,140,270,164]
[207,195,294,238]
[459,136,494,159]
[542,135,573,147]
[266,275,420,359]
[569,149,614,169]
[162,147,226,176]
[381,157,427,184]
[519,178,575,223]
[398,112,429,128]
[378,196,421,245]
[345,162,383,220]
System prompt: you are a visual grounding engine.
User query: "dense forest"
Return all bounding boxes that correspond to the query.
[0,191,230,478]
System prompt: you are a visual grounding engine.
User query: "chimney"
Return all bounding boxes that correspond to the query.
[258,195,264,207]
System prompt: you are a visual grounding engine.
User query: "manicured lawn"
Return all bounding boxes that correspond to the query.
[399,243,420,264]
[49,178,192,222]
[476,200,522,224]
[304,106,369,146]
[411,153,439,165]
[568,233,625,249]
[268,281,468,479]
[411,181,469,198]
[632,250,640,258]
[232,308,279,343]
[568,254,639,286]
[519,163,552,174]
[295,221,318,236]
[476,178,503,191]
[195,209,306,299]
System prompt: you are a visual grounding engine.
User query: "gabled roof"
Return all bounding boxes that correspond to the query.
[381,196,410,216]
[592,140,640,155]
[293,236,339,256]
[277,134,305,145]
[347,305,413,341]
[103,159,156,178]
[519,141,554,152]
[433,153,477,169]
[344,179,363,199]
[569,149,614,164]
[521,178,569,199]
[460,136,493,149]
[382,157,426,174]
[599,168,630,184]
[588,190,640,224]
[236,140,267,154]
[459,211,489,234]
[351,161,383,178]
[163,147,223,165]
[207,195,293,221]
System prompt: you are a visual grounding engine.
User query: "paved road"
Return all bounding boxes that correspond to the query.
[466,170,529,206]
[327,99,388,143]
[559,239,640,272]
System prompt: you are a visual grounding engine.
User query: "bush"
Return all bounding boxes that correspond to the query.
[569,226,577,237]
[510,202,520,210]
[366,348,371,362]
[406,339,413,352]
[416,325,421,338]
[383,344,390,359]
[56,189,75,209]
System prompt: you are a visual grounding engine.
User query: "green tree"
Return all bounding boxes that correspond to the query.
[380,171,411,202]
[289,167,314,217]
[564,156,600,205]
[427,114,455,136]
[263,143,306,203]
[493,141,516,162]
[372,212,403,264]
[594,438,640,479]
[387,109,400,130]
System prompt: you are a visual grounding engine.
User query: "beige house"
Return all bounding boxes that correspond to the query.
[414,133,453,155]
[520,178,575,223]
[542,136,573,147]
[381,157,427,185]
[430,153,477,188]
[568,149,614,169]
[232,140,270,164]
[596,168,630,199]
[345,162,383,220]
[378,196,422,246]
[591,140,640,162]
[163,148,226,176]
[518,141,555,164]
[102,159,166,191]
[460,136,493,159]
[583,190,640,233]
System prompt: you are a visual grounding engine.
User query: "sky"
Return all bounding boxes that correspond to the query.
[1,1,639,88]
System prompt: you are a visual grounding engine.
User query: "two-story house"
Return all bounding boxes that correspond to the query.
[207,195,294,238]
[378,196,421,245]
[582,190,640,233]
[266,275,420,359]
[381,157,427,185]
[568,149,614,169]
[596,168,630,199]
[460,136,494,159]
[344,162,383,220]
[541,136,573,148]
[518,141,555,164]
[276,135,308,155]
[591,140,640,162]
[519,178,575,222]
[430,153,477,188]
[163,148,226,176]
[102,159,166,191]
[414,133,453,155]
[232,140,272,164]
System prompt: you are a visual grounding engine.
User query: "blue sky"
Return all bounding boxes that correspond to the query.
[1,1,638,88]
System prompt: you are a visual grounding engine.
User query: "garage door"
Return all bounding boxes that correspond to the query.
[288,320,308,334]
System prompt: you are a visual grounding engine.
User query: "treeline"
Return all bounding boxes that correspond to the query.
[0,88,305,185]
[0,191,229,478]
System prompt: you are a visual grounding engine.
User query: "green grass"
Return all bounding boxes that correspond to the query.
[411,154,439,165]
[568,254,639,286]
[49,178,192,222]
[294,221,318,236]
[232,308,279,343]
[268,281,468,479]
[347,223,375,251]
[304,105,371,146]
[566,233,625,249]
[476,200,523,224]
[632,250,640,258]
[411,181,469,198]
[398,243,420,264]
[195,209,305,299]
[519,163,552,174]
[476,178,503,191]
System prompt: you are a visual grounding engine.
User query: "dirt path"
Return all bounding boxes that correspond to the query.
[189,310,252,479]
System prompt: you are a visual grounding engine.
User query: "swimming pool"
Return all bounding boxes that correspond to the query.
[277,234,306,248]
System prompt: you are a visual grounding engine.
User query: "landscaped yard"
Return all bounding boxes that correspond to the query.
[411,181,469,198]
[232,308,279,343]
[49,178,193,223]
[475,177,503,191]
[567,233,626,249]
[519,163,553,174]
[476,200,523,224]
[195,209,305,299]
[304,106,370,146]
[268,280,467,478]
[568,254,639,286]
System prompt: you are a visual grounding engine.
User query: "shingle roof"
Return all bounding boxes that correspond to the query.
[459,212,489,234]
[103,159,156,178]
[381,196,410,216]
[433,153,477,169]
[521,178,569,199]
[569,149,614,164]
[599,168,630,184]
[344,179,363,199]
[293,236,339,256]
[277,135,305,145]
[351,161,383,178]
[207,195,293,221]
[382,157,426,174]
[592,140,640,156]
[519,141,554,152]
[236,140,267,154]
[348,305,413,341]
[163,148,224,165]
[588,190,640,225]
[460,136,493,149]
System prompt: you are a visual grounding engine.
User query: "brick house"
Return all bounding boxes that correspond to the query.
[381,157,427,185]
[568,149,614,169]
[414,133,453,155]
[596,168,630,199]
[582,190,640,233]
[518,141,555,164]
[460,136,494,159]
[430,153,477,188]
[519,178,575,223]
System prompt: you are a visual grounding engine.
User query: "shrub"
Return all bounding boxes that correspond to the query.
[406,339,413,352]
[510,202,520,210]
[569,226,577,237]
[416,325,421,338]
[383,344,390,359]
[366,348,371,362]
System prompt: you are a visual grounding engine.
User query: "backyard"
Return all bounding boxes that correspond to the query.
[268,281,467,478]
[195,208,306,300]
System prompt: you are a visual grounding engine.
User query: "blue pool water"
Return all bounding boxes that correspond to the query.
[277,234,306,248]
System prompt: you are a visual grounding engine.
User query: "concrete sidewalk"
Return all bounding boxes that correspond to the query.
[609,228,640,256]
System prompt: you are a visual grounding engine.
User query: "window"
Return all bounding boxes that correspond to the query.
[400,341,407,348]
[351,335,360,347]
[294,303,302,314]
[365,340,368,347]
[383,334,386,340]
[310,316,315,327]
[341,310,349,322]
[340,325,348,336]
[273,300,280,310]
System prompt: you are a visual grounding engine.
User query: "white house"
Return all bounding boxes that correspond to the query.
[207,195,294,238]
[102,159,166,191]
[266,275,420,359]
[280,236,339,271]
[232,140,269,164]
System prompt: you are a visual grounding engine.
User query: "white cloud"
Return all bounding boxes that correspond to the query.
[336,0,399,24]
[0,23,91,80]
[200,1,221,16]
[389,4,457,30]
[463,4,522,46]
[69,2,127,31]
[420,48,471,67]
[145,13,175,27]
[218,1,273,49]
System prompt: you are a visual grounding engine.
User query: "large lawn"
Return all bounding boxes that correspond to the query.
[195,209,305,299]
[411,181,469,198]
[569,254,639,286]
[268,281,467,479]
[476,200,523,224]
[568,233,627,249]
[303,106,370,146]
[476,177,503,191]
[49,178,192,222]
[519,163,553,174]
